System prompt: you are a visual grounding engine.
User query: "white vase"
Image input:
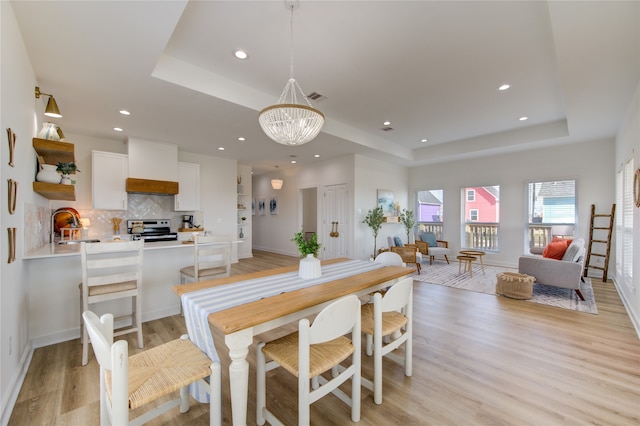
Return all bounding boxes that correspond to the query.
[60,174,72,185]
[299,254,321,279]
[38,122,60,141]
[36,164,61,184]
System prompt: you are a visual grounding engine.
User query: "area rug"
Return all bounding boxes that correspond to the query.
[413,262,598,314]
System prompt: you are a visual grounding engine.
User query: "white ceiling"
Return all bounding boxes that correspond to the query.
[11,1,639,175]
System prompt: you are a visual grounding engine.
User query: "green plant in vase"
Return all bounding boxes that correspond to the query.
[363,206,384,258]
[399,209,417,244]
[292,230,321,257]
[56,161,80,185]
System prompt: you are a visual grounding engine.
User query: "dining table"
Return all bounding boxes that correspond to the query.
[172,257,414,426]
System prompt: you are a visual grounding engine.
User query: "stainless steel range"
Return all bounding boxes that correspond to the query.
[126,219,178,243]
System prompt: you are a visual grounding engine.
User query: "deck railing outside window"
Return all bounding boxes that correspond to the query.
[464,222,499,251]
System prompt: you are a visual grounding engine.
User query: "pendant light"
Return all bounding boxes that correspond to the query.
[258,1,324,146]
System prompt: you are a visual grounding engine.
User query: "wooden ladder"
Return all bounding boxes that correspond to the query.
[584,204,616,282]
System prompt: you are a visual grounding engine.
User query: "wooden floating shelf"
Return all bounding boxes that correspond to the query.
[33,182,76,201]
[32,138,75,165]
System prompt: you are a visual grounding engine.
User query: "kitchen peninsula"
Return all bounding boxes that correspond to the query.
[24,240,196,347]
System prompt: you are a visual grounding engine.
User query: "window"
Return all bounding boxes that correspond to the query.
[616,158,634,289]
[463,186,499,251]
[526,180,576,249]
[416,189,443,239]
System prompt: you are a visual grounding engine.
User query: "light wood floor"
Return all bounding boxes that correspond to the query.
[9,251,640,425]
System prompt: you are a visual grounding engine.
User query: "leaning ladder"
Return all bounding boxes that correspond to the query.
[584,203,616,282]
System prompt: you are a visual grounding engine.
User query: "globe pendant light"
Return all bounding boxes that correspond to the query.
[258,1,324,146]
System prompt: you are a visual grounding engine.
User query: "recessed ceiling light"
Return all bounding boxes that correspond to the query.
[113,127,123,132]
[498,84,510,91]
[519,116,528,121]
[314,154,320,158]
[234,50,248,60]
[291,160,297,164]
[218,147,225,151]
[119,110,130,115]
[421,139,428,143]
[238,137,245,141]
[383,121,391,126]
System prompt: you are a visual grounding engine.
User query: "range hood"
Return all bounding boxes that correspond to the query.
[126,178,178,195]
[126,138,179,195]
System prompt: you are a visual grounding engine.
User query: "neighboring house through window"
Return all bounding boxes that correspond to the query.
[416,189,443,239]
[463,186,500,251]
[526,180,576,249]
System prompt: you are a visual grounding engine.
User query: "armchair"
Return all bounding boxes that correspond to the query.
[390,246,421,274]
[387,236,423,264]
[417,232,450,265]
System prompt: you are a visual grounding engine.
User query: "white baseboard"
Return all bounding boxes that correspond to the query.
[1,342,33,425]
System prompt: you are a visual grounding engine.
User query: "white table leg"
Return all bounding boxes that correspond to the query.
[225,328,253,426]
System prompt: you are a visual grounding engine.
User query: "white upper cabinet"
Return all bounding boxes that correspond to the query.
[92,151,128,210]
[175,162,200,211]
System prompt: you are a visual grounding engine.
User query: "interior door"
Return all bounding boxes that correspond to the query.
[323,184,350,259]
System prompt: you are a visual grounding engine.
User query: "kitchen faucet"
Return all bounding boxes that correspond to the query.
[50,209,79,243]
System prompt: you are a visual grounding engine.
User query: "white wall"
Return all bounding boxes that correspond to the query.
[252,155,354,257]
[614,81,640,334]
[0,2,45,421]
[409,138,615,268]
[354,155,409,259]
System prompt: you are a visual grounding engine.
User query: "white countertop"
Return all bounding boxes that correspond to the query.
[24,239,193,259]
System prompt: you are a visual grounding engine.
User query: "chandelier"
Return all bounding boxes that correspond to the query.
[258,2,324,146]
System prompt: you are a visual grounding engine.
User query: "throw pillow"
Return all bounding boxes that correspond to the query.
[393,236,404,247]
[421,232,438,247]
[542,240,570,260]
[562,238,583,262]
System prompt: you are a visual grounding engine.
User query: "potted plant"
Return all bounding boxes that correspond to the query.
[363,206,384,258]
[56,161,80,185]
[399,208,417,244]
[292,230,321,278]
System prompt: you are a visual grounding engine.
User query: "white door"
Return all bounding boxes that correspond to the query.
[323,184,350,259]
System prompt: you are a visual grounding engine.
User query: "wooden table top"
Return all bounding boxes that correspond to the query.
[173,258,413,335]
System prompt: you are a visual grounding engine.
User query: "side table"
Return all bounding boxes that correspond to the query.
[459,250,486,275]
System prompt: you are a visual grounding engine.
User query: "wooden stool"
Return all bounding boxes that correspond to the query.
[457,255,477,277]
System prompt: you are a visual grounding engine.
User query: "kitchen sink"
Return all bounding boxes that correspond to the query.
[57,239,101,245]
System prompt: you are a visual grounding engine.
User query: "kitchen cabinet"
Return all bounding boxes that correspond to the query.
[92,151,128,210]
[175,162,200,211]
[32,138,76,201]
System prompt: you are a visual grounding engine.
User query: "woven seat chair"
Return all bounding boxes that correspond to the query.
[79,240,144,366]
[390,245,421,274]
[83,311,221,426]
[180,235,231,283]
[256,295,361,425]
[361,277,413,405]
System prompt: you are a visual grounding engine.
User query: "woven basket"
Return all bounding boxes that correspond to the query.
[496,272,535,299]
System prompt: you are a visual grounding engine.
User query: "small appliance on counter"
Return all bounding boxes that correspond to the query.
[181,215,194,229]
[126,219,178,243]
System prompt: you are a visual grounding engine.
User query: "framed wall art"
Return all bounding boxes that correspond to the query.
[269,196,278,215]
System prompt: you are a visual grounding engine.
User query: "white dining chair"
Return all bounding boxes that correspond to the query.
[79,240,144,366]
[374,251,406,267]
[256,295,361,425]
[361,277,413,405]
[82,310,221,426]
[180,235,231,283]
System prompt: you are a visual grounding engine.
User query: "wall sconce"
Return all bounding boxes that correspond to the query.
[35,86,62,118]
[271,179,283,190]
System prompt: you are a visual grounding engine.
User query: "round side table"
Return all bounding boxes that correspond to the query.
[459,250,486,275]
[457,255,477,277]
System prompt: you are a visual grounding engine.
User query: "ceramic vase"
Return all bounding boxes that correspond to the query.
[60,174,72,185]
[36,164,61,184]
[239,228,244,238]
[299,254,321,279]
[38,122,60,141]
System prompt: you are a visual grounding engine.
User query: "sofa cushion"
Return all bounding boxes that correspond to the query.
[562,238,584,262]
[420,232,438,247]
[393,236,404,247]
[542,240,570,260]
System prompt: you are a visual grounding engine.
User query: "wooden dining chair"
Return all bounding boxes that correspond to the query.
[256,295,361,425]
[82,311,221,426]
[390,245,421,274]
[361,277,413,405]
[180,235,231,283]
[79,240,144,366]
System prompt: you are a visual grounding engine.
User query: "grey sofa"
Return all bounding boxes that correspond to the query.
[518,238,586,300]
